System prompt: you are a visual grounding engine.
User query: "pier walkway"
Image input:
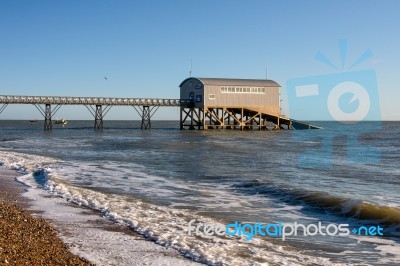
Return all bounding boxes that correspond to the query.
[0,95,185,130]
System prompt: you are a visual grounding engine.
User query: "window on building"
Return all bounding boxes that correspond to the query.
[196,95,202,102]
[209,94,215,100]
[220,86,266,94]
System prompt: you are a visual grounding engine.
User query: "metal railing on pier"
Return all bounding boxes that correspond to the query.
[0,95,185,106]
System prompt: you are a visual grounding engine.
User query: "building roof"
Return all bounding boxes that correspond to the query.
[179,77,280,87]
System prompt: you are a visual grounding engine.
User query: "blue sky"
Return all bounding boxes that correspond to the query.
[0,0,399,120]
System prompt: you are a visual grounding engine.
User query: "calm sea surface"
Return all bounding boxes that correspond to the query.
[0,120,399,265]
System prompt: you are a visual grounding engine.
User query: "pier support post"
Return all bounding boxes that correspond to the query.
[44,104,52,131]
[180,106,204,130]
[141,106,151,130]
[190,108,194,130]
[241,108,244,131]
[85,105,112,131]
[34,104,62,131]
[133,105,159,130]
[94,105,103,131]
[202,107,206,130]
[180,107,183,130]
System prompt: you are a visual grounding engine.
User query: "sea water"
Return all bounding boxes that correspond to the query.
[0,120,399,265]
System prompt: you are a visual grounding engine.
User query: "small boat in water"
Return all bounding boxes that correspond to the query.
[54,119,68,126]
[29,120,38,122]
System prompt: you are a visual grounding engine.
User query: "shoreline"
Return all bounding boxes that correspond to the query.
[0,168,91,265]
[0,167,201,265]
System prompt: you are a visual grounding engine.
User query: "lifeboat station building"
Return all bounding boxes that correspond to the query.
[179,77,293,130]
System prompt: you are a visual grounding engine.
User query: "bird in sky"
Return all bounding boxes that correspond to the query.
[104,77,108,80]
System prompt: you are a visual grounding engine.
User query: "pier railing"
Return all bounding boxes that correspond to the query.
[0,95,185,106]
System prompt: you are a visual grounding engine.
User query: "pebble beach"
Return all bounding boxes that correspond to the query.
[0,169,91,265]
[0,167,201,266]
[0,199,92,265]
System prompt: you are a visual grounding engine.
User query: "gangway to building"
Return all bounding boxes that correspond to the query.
[179,106,320,130]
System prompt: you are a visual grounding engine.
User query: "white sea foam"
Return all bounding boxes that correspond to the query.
[0,150,343,265]
[352,236,400,264]
[19,175,202,266]
[0,150,59,175]
[6,150,400,265]
[37,176,336,265]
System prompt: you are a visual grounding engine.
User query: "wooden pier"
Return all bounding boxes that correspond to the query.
[0,95,187,131]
